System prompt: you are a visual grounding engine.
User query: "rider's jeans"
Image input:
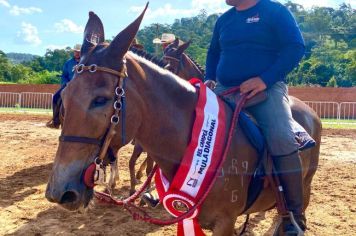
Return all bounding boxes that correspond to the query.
[214,81,299,156]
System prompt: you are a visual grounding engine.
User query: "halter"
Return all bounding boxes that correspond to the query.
[59,61,128,187]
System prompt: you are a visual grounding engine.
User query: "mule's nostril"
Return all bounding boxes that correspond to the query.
[60,191,78,204]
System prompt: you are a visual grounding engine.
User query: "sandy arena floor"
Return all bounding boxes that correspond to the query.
[0,113,355,236]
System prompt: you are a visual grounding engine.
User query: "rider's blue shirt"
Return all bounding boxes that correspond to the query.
[205,0,305,88]
[61,57,78,86]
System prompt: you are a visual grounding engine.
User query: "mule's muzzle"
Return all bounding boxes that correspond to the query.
[59,190,82,211]
[60,190,79,204]
[45,181,93,211]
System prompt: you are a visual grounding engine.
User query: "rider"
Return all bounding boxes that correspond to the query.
[47,44,81,128]
[204,0,306,234]
[153,33,176,50]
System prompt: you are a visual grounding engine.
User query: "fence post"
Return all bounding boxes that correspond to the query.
[18,93,22,108]
[337,103,341,124]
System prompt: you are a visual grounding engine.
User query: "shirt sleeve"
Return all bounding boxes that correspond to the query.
[205,19,221,82]
[260,6,305,88]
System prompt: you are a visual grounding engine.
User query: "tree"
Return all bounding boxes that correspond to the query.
[326,76,338,87]
[1,3,355,86]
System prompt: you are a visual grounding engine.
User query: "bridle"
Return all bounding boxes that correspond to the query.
[59,61,128,187]
[163,55,183,75]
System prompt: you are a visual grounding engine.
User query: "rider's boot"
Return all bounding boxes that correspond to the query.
[46,102,61,129]
[273,152,306,235]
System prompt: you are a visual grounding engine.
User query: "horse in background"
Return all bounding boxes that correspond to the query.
[163,38,205,81]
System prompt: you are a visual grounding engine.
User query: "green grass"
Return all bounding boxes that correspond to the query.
[0,107,52,115]
[321,118,356,129]
[322,123,356,129]
[321,118,356,124]
[0,81,16,84]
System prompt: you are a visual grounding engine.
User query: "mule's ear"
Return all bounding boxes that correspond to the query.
[176,40,191,55]
[172,38,179,48]
[106,2,148,61]
[81,12,105,57]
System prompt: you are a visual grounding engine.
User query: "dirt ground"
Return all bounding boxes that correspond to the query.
[0,113,355,236]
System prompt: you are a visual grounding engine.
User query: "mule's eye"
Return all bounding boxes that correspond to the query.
[91,96,110,108]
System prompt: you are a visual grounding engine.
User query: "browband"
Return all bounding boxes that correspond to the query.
[74,64,126,78]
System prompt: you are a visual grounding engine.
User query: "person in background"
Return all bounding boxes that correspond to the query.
[46,44,81,128]
[204,0,306,234]
[153,33,176,50]
[60,44,81,86]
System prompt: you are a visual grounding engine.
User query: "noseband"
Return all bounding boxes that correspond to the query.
[59,62,127,187]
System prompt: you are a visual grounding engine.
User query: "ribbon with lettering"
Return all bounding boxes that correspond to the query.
[155,79,227,236]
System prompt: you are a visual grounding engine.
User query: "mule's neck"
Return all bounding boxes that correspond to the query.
[127,54,198,180]
[181,54,204,80]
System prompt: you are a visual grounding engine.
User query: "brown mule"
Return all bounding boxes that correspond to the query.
[45,5,321,235]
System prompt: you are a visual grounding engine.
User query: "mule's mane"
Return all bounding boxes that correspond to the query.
[184,53,205,76]
[129,46,169,69]
[128,51,196,93]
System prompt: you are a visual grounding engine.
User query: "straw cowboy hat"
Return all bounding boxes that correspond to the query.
[72,44,82,52]
[153,33,176,44]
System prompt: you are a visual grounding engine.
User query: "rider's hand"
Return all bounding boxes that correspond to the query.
[204,80,217,90]
[240,77,267,99]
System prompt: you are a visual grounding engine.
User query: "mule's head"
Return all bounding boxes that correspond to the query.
[45,4,148,211]
[163,38,192,80]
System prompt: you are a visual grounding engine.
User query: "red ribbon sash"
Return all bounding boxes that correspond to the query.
[155,79,226,236]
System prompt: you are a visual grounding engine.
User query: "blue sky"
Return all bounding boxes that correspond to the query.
[0,0,354,55]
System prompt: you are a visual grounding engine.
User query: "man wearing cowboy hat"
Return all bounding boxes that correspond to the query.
[46,44,81,128]
[153,33,176,50]
[61,44,81,86]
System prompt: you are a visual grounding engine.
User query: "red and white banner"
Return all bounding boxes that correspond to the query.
[155,79,227,236]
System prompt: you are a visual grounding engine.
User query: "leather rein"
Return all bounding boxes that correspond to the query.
[59,62,127,186]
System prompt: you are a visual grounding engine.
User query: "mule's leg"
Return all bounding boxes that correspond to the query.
[129,143,144,195]
[212,217,235,236]
[145,155,154,190]
[108,159,118,190]
[136,158,147,180]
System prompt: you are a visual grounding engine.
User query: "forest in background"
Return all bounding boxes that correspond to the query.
[0,2,355,87]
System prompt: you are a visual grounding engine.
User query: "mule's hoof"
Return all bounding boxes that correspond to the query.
[46,120,60,129]
[103,188,111,194]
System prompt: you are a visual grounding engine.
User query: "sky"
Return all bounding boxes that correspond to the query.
[0,0,354,56]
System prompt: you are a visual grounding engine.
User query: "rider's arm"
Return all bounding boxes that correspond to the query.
[61,61,70,86]
[260,6,305,88]
[205,19,221,82]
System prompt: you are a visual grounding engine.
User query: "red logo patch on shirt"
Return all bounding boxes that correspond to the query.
[246,14,260,23]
